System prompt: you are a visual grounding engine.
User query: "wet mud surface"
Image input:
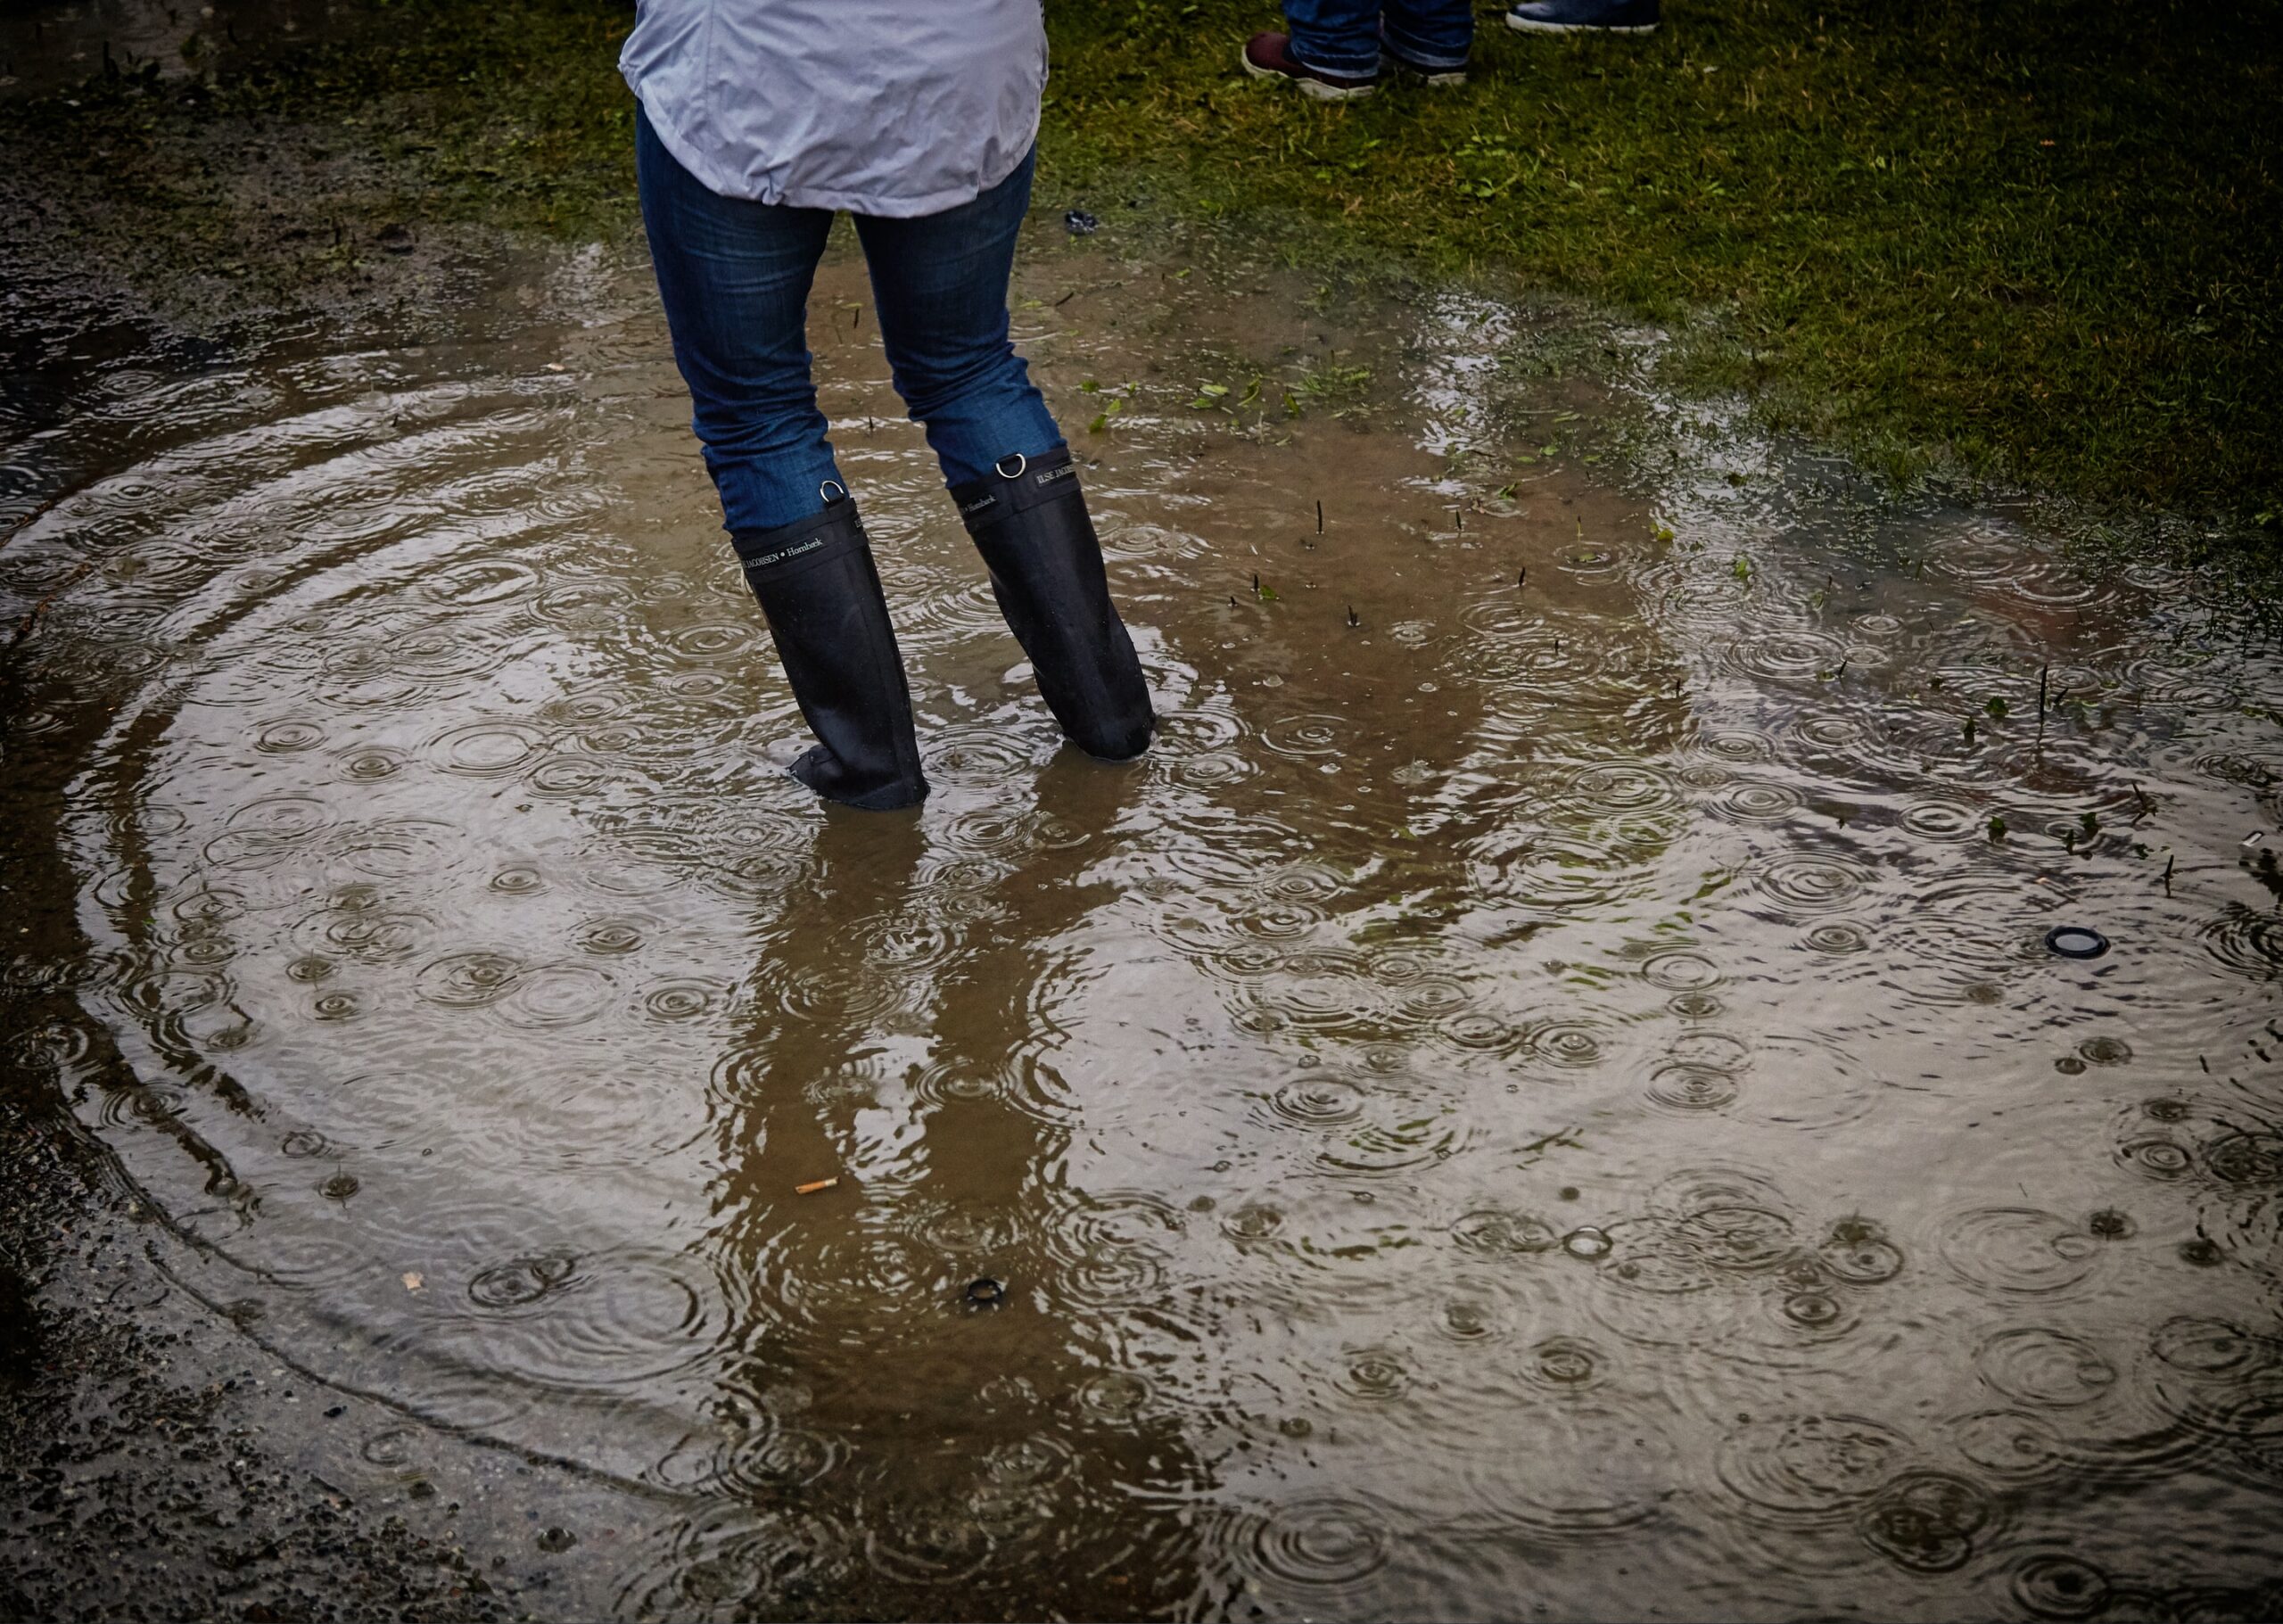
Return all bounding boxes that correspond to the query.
[5,215,2283,1620]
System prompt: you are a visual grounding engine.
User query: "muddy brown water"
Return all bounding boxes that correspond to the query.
[5,230,2282,1620]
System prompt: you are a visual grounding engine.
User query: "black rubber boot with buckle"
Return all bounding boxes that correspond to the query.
[949,448,1153,762]
[730,487,928,811]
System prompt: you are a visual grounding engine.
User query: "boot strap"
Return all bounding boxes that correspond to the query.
[949,449,1082,531]
[730,502,870,581]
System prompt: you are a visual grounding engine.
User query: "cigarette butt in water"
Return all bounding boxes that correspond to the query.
[795,1177,839,1196]
[2246,831,2267,848]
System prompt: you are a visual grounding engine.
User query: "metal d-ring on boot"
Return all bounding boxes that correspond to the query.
[730,484,928,811]
[949,448,1153,762]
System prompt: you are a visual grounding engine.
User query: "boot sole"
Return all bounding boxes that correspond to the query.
[1240,45,1378,100]
[1504,14,1659,31]
[787,744,927,811]
[1073,732,1152,764]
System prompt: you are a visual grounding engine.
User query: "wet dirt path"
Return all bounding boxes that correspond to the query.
[4,222,2281,1620]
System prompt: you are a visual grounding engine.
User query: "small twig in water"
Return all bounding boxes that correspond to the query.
[2163,853,2176,894]
[9,561,94,650]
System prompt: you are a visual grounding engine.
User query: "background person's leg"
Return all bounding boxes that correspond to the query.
[853,154,1151,763]
[1280,0,1383,76]
[635,103,844,532]
[1383,0,1474,74]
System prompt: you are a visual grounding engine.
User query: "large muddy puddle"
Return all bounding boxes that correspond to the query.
[6,226,2281,1619]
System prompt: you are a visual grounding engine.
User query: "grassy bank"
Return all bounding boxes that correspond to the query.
[1050,0,2281,524]
[7,0,2279,531]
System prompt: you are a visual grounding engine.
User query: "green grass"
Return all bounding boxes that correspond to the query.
[1047,0,2282,525]
[10,0,2279,537]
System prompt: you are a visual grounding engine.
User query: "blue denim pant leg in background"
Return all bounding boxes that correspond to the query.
[635,102,1062,534]
[1284,0,1474,73]
[1385,0,1475,68]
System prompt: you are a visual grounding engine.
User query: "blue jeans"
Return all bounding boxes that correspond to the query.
[1285,0,1474,74]
[635,103,1064,534]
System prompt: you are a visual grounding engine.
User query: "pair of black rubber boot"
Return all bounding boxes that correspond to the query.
[729,449,1152,811]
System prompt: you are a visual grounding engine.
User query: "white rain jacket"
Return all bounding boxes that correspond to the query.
[620,0,1048,217]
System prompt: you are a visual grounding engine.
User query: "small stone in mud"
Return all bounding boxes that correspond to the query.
[536,1525,578,1552]
[376,223,414,254]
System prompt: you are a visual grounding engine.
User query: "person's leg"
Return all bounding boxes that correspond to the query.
[847,150,1059,486]
[853,155,1152,762]
[635,103,843,532]
[635,103,927,809]
[1383,0,1474,74]
[1280,0,1383,77]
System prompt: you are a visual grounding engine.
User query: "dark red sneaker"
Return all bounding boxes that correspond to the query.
[1240,31,1379,101]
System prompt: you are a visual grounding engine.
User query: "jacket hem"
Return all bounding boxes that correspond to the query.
[622,72,1041,218]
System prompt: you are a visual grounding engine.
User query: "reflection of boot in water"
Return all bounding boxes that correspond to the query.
[694,759,1205,1619]
[856,754,1201,1618]
[720,806,927,1211]
[732,494,929,811]
[950,448,1153,763]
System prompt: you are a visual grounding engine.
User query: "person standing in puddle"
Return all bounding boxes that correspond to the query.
[622,1,1153,812]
